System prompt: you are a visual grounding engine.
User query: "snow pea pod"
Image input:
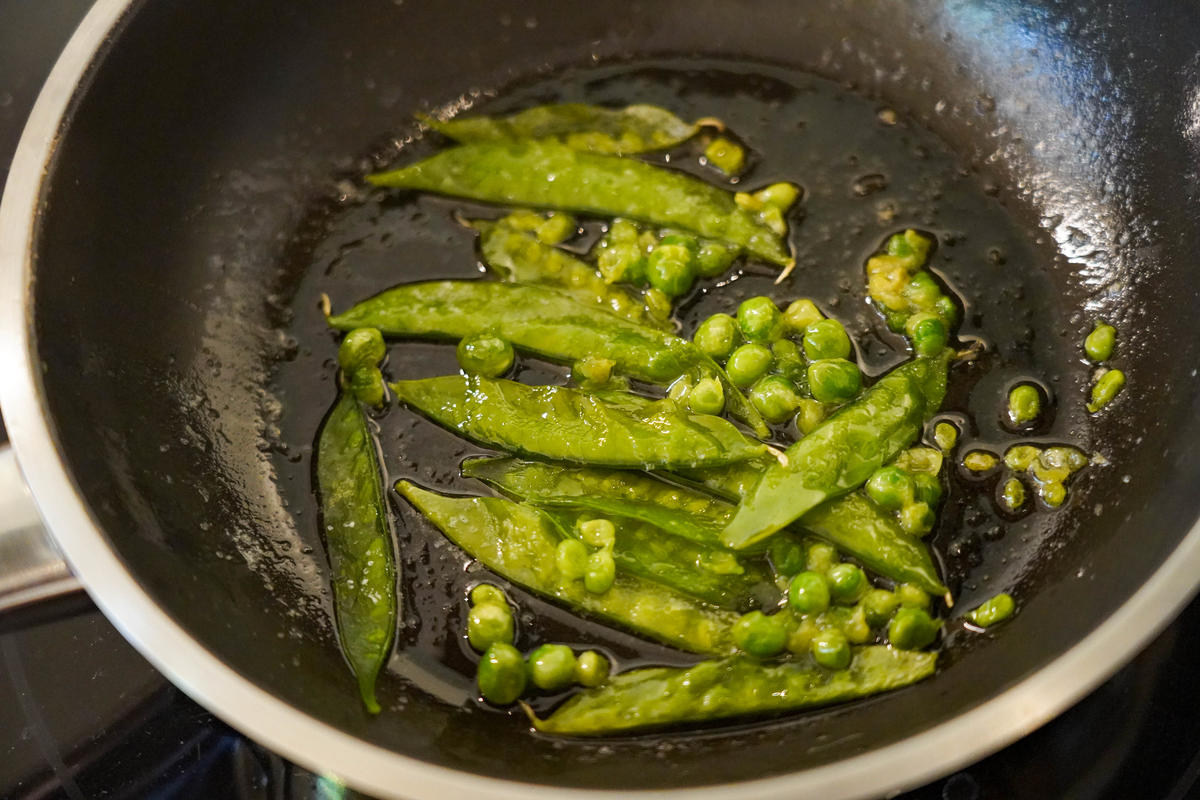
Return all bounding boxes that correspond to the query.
[421,103,703,155]
[722,352,952,550]
[327,281,767,436]
[315,390,397,714]
[391,375,768,469]
[529,647,937,735]
[395,481,738,654]
[366,140,792,267]
[471,219,666,330]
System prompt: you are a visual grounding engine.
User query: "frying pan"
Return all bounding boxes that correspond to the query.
[4,0,1200,797]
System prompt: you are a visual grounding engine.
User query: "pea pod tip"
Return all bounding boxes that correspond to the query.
[773,259,797,285]
[319,292,332,319]
[693,116,725,131]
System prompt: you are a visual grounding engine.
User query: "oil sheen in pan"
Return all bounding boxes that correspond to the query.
[265,60,1079,716]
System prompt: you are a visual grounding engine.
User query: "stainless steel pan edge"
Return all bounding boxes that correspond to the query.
[4,2,1200,798]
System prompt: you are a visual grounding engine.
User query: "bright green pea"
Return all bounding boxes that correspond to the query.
[526,643,577,691]
[750,375,802,423]
[802,319,852,361]
[1040,480,1067,507]
[573,356,614,387]
[468,602,515,652]
[597,242,645,285]
[535,213,577,244]
[584,549,616,594]
[896,583,931,610]
[888,607,939,650]
[794,398,828,434]
[754,182,800,211]
[827,563,868,605]
[688,377,726,415]
[861,589,901,628]
[903,271,941,306]
[659,233,700,254]
[1087,369,1125,413]
[843,606,873,644]
[556,538,588,581]
[1000,478,1026,511]
[579,518,616,549]
[935,295,959,327]
[807,358,861,404]
[574,650,610,687]
[968,593,1016,627]
[643,287,672,322]
[770,339,806,384]
[897,501,935,536]
[783,298,823,334]
[906,313,949,357]
[469,584,506,607]
[477,642,527,705]
[806,542,838,574]
[912,472,943,507]
[456,333,514,378]
[693,314,741,361]
[1007,384,1042,426]
[607,219,640,244]
[963,450,999,473]
[694,241,737,278]
[933,421,958,452]
[810,628,851,670]
[769,535,807,577]
[645,243,697,298]
[1084,322,1116,362]
[737,296,784,342]
[705,136,746,175]
[726,343,774,388]
[786,616,821,655]
[788,571,831,615]
[732,611,788,657]
[866,466,916,512]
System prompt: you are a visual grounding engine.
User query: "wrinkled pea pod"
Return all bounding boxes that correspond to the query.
[327,281,768,436]
[366,140,792,267]
[471,218,667,330]
[420,103,706,155]
[396,481,738,655]
[391,374,769,469]
[529,647,937,735]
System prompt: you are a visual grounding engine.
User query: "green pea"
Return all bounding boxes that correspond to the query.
[1007,384,1042,426]
[731,611,788,657]
[749,375,802,423]
[573,356,615,387]
[768,535,807,577]
[963,450,999,473]
[770,339,806,382]
[607,219,640,244]
[477,642,527,705]
[788,571,831,615]
[903,271,941,307]
[704,136,746,175]
[469,583,506,607]
[783,298,823,334]
[807,358,861,404]
[794,398,828,434]
[1041,446,1089,472]
[1000,478,1026,511]
[556,538,588,582]
[933,421,958,452]
[754,182,800,211]
[584,549,616,594]
[468,602,515,652]
[574,650,610,688]
[643,287,672,322]
[968,593,1016,627]
[810,628,851,670]
[659,233,700,254]
[338,328,386,373]
[688,376,726,415]
[1040,480,1067,508]
[861,589,901,628]
[806,542,838,574]
[694,241,737,278]
[597,242,645,285]
[905,313,949,357]
[843,606,873,644]
[456,333,515,378]
[865,466,916,512]
[535,213,577,245]
[827,563,868,605]
[897,501,935,536]
[726,343,774,388]
[912,472,943,507]
[935,295,959,327]
[737,296,783,342]
[526,643,577,691]
[644,243,697,298]
[1087,368,1125,413]
[786,616,821,655]
[1004,445,1040,471]
[802,319,852,361]
[1084,321,1116,362]
[693,314,741,361]
[888,607,939,650]
[578,518,616,548]
[896,583,931,610]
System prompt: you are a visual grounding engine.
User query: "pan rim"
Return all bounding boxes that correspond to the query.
[3,1,1200,797]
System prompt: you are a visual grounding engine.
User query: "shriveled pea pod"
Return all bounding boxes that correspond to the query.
[722,351,952,550]
[471,218,668,331]
[327,281,768,436]
[391,375,769,470]
[366,140,793,268]
[528,647,937,735]
[396,482,739,655]
[420,103,707,155]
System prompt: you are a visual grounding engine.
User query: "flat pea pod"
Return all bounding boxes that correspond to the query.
[315,392,398,714]
[328,281,767,436]
[366,140,792,267]
[396,481,738,655]
[392,375,769,469]
[529,647,937,735]
[472,219,667,330]
[722,352,952,549]
[421,103,703,155]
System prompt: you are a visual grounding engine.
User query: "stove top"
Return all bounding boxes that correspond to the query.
[4,3,1200,799]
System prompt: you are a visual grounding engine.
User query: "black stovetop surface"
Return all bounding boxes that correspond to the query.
[4,3,1200,799]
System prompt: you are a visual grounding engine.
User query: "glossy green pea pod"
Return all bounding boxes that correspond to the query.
[315,392,398,714]
[529,647,937,735]
[391,375,769,469]
[472,219,668,331]
[396,481,738,655]
[327,281,768,436]
[722,352,952,549]
[420,103,704,155]
[366,140,792,267]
